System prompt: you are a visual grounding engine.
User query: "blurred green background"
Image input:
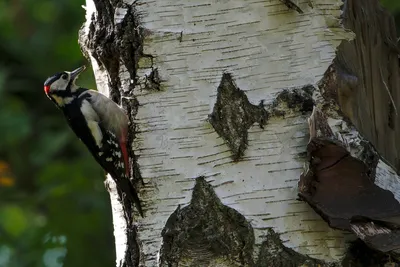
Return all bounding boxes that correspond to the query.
[0,1,398,267]
[0,0,113,266]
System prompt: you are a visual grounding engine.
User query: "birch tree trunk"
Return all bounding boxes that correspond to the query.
[79,0,400,266]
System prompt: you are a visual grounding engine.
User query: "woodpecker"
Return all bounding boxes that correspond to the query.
[44,66,143,216]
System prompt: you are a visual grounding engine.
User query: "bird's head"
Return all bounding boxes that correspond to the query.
[44,66,86,107]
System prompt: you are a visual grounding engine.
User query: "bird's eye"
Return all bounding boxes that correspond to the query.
[61,74,68,80]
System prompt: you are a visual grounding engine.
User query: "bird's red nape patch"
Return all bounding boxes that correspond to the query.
[119,130,130,176]
[44,85,50,94]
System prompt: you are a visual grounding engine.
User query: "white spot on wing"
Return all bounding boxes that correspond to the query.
[81,100,100,121]
[99,152,104,156]
[87,121,103,148]
[83,90,129,138]
[106,157,113,162]
[107,138,119,148]
[81,100,103,148]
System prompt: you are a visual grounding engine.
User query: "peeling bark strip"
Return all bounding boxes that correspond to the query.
[299,108,400,256]
[209,73,268,160]
[321,0,400,173]
[350,222,400,253]
[160,177,254,266]
[299,137,400,231]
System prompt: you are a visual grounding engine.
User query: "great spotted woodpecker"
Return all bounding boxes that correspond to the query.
[44,66,143,216]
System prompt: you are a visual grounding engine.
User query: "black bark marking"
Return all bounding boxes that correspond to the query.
[299,108,400,260]
[357,139,379,181]
[79,1,153,101]
[144,68,162,91]
[209,73,269,161]
[256,229,329,267]
[160,176,254,266]
[270,85,314,117]
[179,31,183,42]
[388,101,395,129]
[299,136,400,254]
[279,0,304,14]
[341,240,398,267]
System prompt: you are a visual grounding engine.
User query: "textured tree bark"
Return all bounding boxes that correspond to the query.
[79,0,400,266]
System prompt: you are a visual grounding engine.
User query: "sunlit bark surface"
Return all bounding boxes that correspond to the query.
[79,0,400,266]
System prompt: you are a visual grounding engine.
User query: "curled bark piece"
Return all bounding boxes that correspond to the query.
[350,221,400,253]
[299,107,400,253]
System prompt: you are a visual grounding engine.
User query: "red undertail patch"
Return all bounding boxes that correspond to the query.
[119,130,130,176]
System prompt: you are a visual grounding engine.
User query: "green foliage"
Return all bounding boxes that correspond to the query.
[0,206,28,237]
[382,0,400,33]
[0,0,114,266]
[382,0,400,13]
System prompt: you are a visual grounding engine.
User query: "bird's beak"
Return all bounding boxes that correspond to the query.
[70,65,86,80]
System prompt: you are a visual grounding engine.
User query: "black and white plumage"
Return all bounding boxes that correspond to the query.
[44,66,143,216]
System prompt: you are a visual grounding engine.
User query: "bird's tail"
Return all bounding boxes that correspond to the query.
[115,174,144,217]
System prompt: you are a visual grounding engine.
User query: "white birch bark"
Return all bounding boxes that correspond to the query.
[79,0,400,266]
